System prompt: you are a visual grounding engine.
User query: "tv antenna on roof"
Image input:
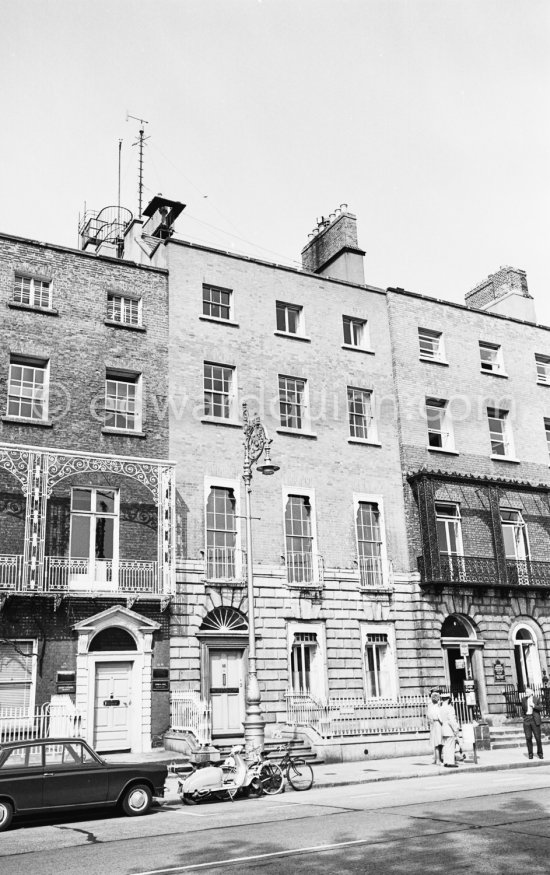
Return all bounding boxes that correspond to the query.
[127,113,150,219]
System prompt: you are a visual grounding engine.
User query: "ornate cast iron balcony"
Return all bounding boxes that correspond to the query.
[419,554,550,591]
[0,555,162,594]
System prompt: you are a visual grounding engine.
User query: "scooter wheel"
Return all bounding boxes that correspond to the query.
[245,777,263,798]
[183,793,198,805]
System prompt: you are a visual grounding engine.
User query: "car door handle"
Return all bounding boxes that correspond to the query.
[44,772,55,777]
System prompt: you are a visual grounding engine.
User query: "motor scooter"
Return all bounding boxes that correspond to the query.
[178,745,261,804]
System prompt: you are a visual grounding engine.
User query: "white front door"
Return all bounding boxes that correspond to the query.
[94,661,132,752]
[209,649,244,736]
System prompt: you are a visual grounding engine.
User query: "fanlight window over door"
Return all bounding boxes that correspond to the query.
[200,607,248,633]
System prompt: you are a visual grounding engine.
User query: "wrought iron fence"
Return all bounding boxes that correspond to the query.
[170,689,212,746]
[285,690,473,738]
[503,683,550,719]
[0,703,82,743]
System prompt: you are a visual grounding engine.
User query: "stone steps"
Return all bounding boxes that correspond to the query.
[490,724,526,749]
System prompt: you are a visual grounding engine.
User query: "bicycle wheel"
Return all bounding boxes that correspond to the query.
[286,758,313,791]
[258,762,284,795]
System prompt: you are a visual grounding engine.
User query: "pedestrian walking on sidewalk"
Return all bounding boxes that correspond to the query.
[521,687,544,760]
[427,689,443,764]
[440,692,459,768]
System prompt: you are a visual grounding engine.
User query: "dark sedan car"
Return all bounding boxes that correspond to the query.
[0,737,168,832]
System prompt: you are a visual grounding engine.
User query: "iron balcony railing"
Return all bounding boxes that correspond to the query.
[0,555,159,594]
[357,555,385,589]
[285,551,325,587]
[419,554,550,590]
[204,547,246,586]
[0,554,23,589]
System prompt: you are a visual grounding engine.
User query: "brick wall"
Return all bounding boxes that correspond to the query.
[465,266,530,310]
[387,288,550,712]
[0,234,169,458]
[301,212,364,274]
[162,240,418,717]
[0,596,170,715]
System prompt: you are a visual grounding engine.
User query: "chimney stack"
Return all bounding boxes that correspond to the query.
[301,206,365,284]
[465,266,535,322]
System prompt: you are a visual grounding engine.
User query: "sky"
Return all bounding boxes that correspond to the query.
[2,1,549,320]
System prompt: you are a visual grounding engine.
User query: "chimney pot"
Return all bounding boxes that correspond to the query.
[301,206,365,283]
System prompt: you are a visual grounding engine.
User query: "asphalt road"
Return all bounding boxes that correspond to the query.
[2,767,550,874]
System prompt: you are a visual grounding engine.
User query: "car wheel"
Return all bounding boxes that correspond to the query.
[0,800,14,832]
[121,784,153,817]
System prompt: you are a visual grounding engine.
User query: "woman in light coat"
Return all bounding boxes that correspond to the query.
[440,692,460,768]
[426,690,443,764]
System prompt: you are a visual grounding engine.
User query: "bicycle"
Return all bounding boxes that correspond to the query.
[247,748,284,796]
[270,741,314,791]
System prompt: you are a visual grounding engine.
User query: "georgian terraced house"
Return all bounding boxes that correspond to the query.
[0,225,175,753]
[2,196,550,757]
[123,199,550,746]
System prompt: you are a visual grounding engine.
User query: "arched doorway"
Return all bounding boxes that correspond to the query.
[440,614,487,713]
[74,606,160,753]
[513,626,542,691]
[198,607,249,739]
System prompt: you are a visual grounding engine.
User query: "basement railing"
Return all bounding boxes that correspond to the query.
[285,690,470,738]
[0,702,82,743]
[170,689,212,746]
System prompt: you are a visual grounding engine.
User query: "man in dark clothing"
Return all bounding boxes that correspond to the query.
[521,687,544,759]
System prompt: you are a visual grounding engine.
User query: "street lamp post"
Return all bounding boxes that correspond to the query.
[242,402,279,756]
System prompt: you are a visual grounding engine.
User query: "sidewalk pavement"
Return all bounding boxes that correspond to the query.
[105,744,550,802]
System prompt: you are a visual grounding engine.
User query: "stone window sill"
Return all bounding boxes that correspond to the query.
[8,301,58,316]
[427,446,459,456]
[419,355,448,366]
[490,455,520,463]
[480,369,508,379]
[199,315,240,328]
[201,416,243,429]
[274,331,311,343]
[104,319,146,332]
[348,438,382,447]
[342,344,375,355]
[537,381,550,387]
[2,415,53,428]
[101,427,146,438]
[276,427,317,439]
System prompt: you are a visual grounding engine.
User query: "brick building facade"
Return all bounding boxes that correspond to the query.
[3,199,549,754]
[387,282,550,718]
[0,232,175,752]
[126,202,550,734]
